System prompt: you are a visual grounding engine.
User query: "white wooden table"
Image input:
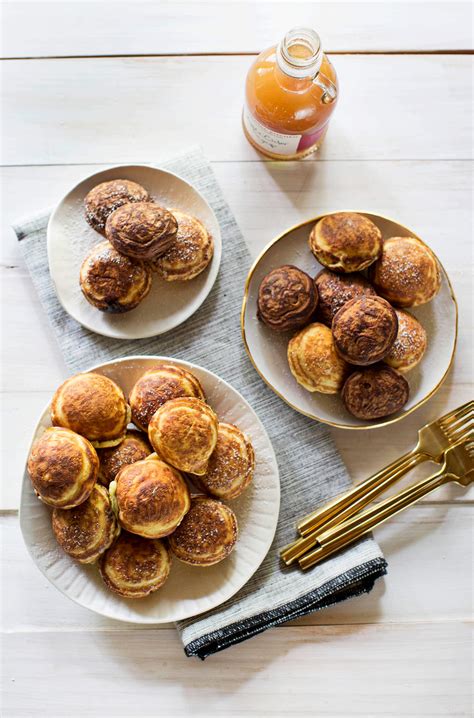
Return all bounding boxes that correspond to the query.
[1,2,472,715]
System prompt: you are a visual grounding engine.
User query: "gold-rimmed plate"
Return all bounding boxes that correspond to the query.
[241,212,458,430]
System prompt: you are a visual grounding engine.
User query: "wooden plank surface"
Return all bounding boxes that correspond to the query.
[1,4,473,714]
[1,55,471,165]
[2,1,472,58]
[3,623,472,717]
[2,506,472,632]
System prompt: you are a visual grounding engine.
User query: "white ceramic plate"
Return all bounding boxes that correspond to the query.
[242,212,458,430]
[20,357,280,624]
[47,165,222,339]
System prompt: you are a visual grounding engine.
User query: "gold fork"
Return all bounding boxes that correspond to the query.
[298,437,474,570]
[280,401,473,565]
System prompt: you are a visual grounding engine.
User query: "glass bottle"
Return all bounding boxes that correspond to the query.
[243,27,338,160]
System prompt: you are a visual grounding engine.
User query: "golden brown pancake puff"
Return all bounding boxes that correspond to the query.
[369,236,441,307]
[27,427,99,508]
[80,241,152,314]
[257,265,318,332]
[97,430,152,486]
[105,202,178,261]
[314,269,377,326]
[148,397,218,475]
[384,309,427,373]
[84,179,150,235]
[288,322,348,394]
[168,496,238,566]
[51,372,130,448]
[342,365,409,420]
[99,532,171,598]
[150,209,213,281]
[112,457,190,538]
[129,364,205,432]
[191,423,255,500]
[309,212,383,273]
[332,296,398,366]
[52,484,119,563]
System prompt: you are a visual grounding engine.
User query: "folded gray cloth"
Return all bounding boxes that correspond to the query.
[14,146,386,659]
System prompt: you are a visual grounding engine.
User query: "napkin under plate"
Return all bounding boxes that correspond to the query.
[14,146,387,659]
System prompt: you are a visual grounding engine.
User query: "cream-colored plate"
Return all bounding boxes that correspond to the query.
[20,357,280,624]
[242,212,458,430]
[47,165,222,339]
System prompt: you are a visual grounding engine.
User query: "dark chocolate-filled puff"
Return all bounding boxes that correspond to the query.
[257,265,318,331]
[342,365,409,420]
[332,295,398,365]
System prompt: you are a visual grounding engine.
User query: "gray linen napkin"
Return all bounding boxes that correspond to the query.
[14,146,387,659]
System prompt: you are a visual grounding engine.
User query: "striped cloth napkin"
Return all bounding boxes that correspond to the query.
[14,146,387,659]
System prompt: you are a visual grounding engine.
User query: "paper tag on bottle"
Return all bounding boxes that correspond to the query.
[243,105,301,156]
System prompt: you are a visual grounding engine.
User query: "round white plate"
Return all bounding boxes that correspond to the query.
[20,356,280,624]
[242,212,458,430]
[47,165,222,339]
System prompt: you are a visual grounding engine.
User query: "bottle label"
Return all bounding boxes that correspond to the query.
[243,105,301,156]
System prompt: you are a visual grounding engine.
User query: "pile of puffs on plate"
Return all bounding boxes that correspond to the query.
[257,212,441,420]
[27,364,254,599]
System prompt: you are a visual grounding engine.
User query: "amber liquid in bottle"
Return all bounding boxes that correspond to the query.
[243,28,338,159]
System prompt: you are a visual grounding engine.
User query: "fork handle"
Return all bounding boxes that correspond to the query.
[297,449,426,537]
[281,450,424,565]
[299,469,450,570]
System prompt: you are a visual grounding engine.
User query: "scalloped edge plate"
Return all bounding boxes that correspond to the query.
[20,356,280,624]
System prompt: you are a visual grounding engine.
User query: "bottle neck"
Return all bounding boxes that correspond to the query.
[276,27,323,79]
